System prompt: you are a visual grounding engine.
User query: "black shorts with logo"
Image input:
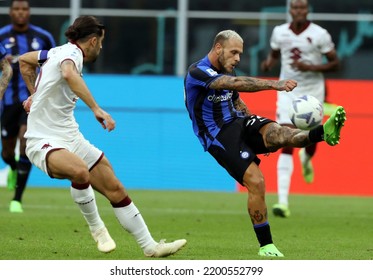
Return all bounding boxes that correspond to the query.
[207,115,274,185]
[1,103,28,139]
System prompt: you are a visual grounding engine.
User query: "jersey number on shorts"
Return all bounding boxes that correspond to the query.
[246,115,266,127]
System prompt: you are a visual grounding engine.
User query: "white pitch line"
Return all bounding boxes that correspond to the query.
[21,204,245,216]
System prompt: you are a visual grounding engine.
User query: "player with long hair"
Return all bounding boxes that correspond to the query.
[19,15,186,257]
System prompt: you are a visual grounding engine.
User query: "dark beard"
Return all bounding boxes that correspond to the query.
[217,52,233,74]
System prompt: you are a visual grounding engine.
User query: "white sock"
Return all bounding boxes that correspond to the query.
[70,186,105,232]
[113,202,157,251]
[277,153,294,206]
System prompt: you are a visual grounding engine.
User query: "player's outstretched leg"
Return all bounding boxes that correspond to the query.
[258,243,284,257]
[323,106,346,146]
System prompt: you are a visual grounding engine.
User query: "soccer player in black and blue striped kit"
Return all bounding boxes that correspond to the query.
[184,30,346,257]
[0,0,55,213]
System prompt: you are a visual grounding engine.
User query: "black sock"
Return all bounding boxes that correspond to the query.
[254,222,273,247]
[2,153,17,170]
[309,125,324,143]
[13,155,32,202]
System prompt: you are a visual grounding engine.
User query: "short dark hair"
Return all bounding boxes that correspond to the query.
[10,0,29,8]
[65,15,105,42]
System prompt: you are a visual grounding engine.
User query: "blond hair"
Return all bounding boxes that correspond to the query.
[212,30,243,48]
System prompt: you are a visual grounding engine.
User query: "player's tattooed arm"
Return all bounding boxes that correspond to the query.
[210,75,297,92]
[19,51,40,94]
[233,97,251,116]
[0,58,12,99]
[23,70,37,94]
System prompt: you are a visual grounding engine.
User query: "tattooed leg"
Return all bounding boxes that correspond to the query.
[261,122,312,151]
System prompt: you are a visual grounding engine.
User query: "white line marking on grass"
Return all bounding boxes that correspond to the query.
[24,204,244,215]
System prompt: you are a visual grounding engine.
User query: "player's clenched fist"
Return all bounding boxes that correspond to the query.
[277,79,297,92]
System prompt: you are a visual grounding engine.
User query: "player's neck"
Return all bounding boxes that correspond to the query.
[12,23,29,33]
[290,20,310,34]
[207,52,221,72]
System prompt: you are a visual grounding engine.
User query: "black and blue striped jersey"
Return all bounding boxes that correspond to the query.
[0,42,6,60]
[184,55,245,151]
[0,24,55,105]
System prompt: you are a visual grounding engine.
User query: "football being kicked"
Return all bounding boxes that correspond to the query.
[288,95,324,130]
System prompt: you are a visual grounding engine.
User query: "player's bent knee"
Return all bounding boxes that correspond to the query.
[243,175,265,195]
[72,166,90,183]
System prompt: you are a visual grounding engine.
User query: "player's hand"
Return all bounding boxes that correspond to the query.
[23,95,33,113]
[291,60,313,71]
[276,79,297,92]
[93,108,116,132]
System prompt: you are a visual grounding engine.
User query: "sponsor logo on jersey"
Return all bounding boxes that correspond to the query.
[207,91,233,103]
[206,68,218,76]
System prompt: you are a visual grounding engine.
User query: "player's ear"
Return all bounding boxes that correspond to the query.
[215,43,222,55]
[90,36,97,46]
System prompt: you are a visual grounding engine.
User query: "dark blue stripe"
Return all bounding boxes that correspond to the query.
[253,221,269,228]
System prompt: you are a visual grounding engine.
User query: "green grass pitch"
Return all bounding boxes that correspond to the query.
[1,187,372,260]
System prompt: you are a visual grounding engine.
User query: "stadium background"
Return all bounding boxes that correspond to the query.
[0,0,371,196]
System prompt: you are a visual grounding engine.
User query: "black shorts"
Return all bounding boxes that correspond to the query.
[207,115,274,185]
[1,103,28,139]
